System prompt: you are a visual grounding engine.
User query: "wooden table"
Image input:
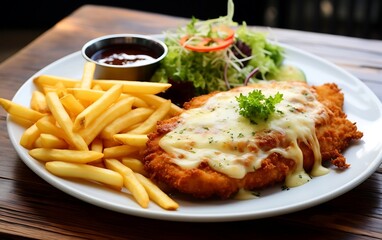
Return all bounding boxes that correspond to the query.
[1,5,382,240]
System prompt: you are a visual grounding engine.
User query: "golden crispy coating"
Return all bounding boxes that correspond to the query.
[143,82,363,199]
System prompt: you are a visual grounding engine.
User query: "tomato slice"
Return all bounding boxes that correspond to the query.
[179,25,235,52]
[213,25,235,40]
[180,36,234,52]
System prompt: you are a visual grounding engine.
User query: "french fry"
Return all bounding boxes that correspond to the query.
[39,133,68,149]
[122,123,141,132]
[92,79,171,95]
[80,61,96,89]
[103,144,140,159]
[92,84,103,90]
[20,124,41,149]
[8,115,34,128]
[102,138,121,148]
[0,97,46,122]
[90,138,103,164]
[35,115,74,148]
[113,133,148,147]
[100,107,154,139]
[41,85,58,95]
[68,88,105,102]
[54,82,68,98]
[34,136,43,148]
[30,90,50,113]
[34,75,78,91]
[45,161,123,190]
[79,97,135,145]
[105,159,149,208]
[78,99,93,109]
[135,173,179,210]
[29,148,103,163]
[68,88,148,108]
[133,93,183,116]
[34,75,171,94]
[130,96,149,108]
[90,137,103,153]
[60,94,85,118]
[128,100,171,134]
[73,84,123,131]
[121,157,147,176]
[45,91,88,150]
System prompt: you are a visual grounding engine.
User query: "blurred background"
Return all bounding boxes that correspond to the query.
[1,0,381,63]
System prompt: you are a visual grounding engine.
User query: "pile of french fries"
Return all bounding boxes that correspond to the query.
[0,62,182,210]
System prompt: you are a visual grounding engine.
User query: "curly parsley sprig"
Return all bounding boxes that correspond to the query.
[236,90,283,124]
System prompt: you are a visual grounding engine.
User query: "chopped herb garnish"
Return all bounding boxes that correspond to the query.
[179,128,186,134]
[281,185,290,191]
[251,191,261,197]
[236,90,283,123]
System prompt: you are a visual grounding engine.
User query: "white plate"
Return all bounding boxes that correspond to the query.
[7,40,382,222]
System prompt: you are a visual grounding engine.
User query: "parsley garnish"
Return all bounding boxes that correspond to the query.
[236,90,283,124]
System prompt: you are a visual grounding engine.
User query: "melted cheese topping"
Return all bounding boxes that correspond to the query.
[159,81,330,188]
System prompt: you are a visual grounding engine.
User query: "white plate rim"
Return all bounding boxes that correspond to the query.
[6,38,382,222]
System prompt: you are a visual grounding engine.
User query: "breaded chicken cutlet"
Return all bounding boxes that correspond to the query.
[143,81,363,199]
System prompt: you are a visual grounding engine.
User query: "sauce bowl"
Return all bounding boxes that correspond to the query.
[81,33,168,81]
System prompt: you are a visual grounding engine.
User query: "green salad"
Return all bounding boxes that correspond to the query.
[151,0,303,105]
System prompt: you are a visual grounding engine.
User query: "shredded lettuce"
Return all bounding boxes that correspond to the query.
[151,0,284,96]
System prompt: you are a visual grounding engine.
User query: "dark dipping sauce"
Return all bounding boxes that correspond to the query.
[91,44,160,66]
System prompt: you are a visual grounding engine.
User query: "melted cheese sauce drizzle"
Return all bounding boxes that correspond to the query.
[159,82,330,188]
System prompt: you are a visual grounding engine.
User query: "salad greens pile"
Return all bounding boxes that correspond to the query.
[151,0,285,103]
